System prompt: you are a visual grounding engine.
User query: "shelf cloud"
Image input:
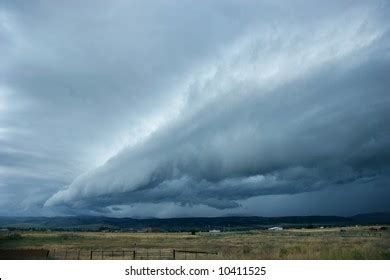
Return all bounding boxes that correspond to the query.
[1,0,390,217]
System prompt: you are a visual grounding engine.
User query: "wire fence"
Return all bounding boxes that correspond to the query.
[47,248,219,260]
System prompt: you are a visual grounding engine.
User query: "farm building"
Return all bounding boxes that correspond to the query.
[268,226,283,231]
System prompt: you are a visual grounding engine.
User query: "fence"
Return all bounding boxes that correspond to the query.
[47,248,219,260]
[0,249,49,260]
[173,249,218,260]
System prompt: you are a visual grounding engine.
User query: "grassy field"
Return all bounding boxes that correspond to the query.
[1,226,389,259]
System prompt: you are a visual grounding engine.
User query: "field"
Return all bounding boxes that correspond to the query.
[0,226,389,260]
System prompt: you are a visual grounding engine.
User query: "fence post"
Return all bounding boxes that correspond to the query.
[133,250,136,260]
[90,250,93,260]
[122,250,125,259]
[173,249,176,260]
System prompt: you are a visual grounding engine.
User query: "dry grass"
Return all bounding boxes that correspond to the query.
[0,226,389,259]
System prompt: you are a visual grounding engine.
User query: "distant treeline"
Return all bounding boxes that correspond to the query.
[0,212,389,232]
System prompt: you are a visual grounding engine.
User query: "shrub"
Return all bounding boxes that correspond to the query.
[7,232,23,240]
[279,248,288,258]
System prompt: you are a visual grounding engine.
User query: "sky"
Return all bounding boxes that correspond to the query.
[0,0,390,218]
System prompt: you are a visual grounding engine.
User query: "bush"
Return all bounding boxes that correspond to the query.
[279,248,288,258]
[7,232,23,240]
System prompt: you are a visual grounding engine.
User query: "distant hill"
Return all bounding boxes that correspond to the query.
[350,212,390,224]
[0,212,389,231]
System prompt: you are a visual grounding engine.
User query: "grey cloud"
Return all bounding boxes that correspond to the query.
[1,0,390,217]
[45,2,390,214]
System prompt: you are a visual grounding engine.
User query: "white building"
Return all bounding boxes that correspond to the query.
[268,226,283,231]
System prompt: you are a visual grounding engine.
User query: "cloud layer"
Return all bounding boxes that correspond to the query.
[1,0,390,217]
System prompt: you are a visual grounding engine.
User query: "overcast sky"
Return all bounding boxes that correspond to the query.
[1,0,390,218]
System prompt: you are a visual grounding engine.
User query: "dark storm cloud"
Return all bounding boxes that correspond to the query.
[45,49,390,211]
[1,0,390,217]
[1,0,260,215]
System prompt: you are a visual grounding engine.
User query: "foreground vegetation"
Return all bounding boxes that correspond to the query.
[1,226,389,259]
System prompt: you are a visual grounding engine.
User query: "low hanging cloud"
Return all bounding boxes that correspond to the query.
[45,3,390,213]
[1,0,390,217]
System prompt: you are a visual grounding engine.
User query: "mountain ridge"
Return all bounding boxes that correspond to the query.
[0,212,389,231]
